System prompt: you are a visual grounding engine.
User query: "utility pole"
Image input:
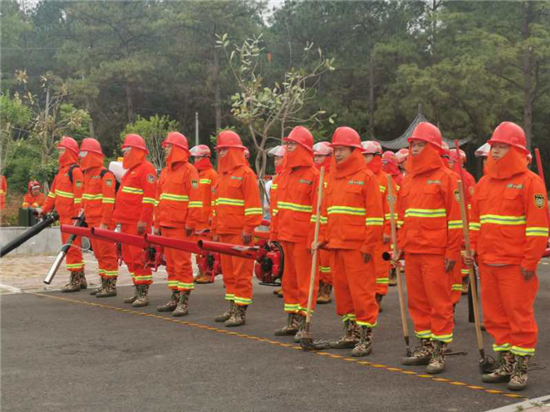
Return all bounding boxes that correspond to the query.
[195,112,199,146]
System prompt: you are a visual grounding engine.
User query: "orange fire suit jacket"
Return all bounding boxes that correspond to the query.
[154,161,202,229]
[112,161,157,225]
[42,164,84,217]
[22,193,46,208]
[469,170,549,272]
[82,167,116,226]
[212,165,263,236]
[196,167,218,230]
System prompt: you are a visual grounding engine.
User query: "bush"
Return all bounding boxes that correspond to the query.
[1,192,24,226]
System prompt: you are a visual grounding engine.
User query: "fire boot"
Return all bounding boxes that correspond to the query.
[388,268,397,287]
[61,272,81,293]
[225,304,247,327]
[172,291,190,317]
[275,313,300,336]
[157,290,180,312]
[376,293,384,313]
[317,282,332,304]
[508,355,530,391]
[132,284,150,307]
[351,325,373,357]
[329,320,360,349]
[482,351,515,383]
[215,301,235,322]
[79,271,88,290]
[96,277,117,298]
[123,286,139,304]
[426,340,448,374]
[293,314,307,343]
[402,339,433,365]
[90,277,107,296]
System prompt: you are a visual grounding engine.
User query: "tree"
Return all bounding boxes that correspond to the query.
[0,92,32,174]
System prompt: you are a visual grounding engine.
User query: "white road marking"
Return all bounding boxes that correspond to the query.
[0,282,23,294]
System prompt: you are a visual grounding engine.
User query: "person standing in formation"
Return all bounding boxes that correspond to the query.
[22,181,45,209]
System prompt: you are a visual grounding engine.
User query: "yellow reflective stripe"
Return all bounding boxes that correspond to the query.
[511,346,535,356]
[199,179,211,184]
[48,192,56,198]
[160,193,189,201]
[366,217,384,226]
[319,266,331,273]
[177,282,195,290]
[415,330,432,339]
[451,284,463,291]
[134,275,153,281]
[271,184,278,190]
[525,227,549,237]
[154,200,160,207]
[492,343,511,352]
[217,197,245,206]
[210,201,215,206]
[234,297,252,305]
[277,201,313,213]
[448,220,463,229]
[385,213,397,220]
[189,201,203,208]
[102,197,115,204]
[142,197,155,204]
[272,209,278,216]
[431,333,453,343]
[342,314,357,322]
[55,189,74,199]
[480,214,526,225]
[310,215,328,223]
[244,207,263,215]
[356,320,377,328]
[397,220,404,228]
[376,278,389,284]
[73,198,82,204]
[405,208,446,218]
[66,262,85,269]
[327,206,366,216]
[469,222,481,231]
[103,270,118,277]
[461,269,470,275]
[379,185,386,193]
[121,186,144,194]
[284,303,299,312]
[82,193,103,200]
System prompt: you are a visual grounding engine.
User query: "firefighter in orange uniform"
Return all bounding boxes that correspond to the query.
[189,144,219,284]
[382,151,403,190]
[313,141,333,304]
[211,131,263,327]
[154,132,202,316]
[79,138,119,298]
[362,141,397,312]
[22,181,46,209]
[397,122,462,374]
[113,134,157,307]
[271,127,320,340]
[38,136,86,292]
[468,122,549,391]
[314,127,384,357]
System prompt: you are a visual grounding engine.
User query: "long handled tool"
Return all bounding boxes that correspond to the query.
[534,148,550,222]
[386,174,412,357]
[300,166,325,351]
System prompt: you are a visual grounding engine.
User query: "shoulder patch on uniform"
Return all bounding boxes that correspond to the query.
[427,179,441,185]
[348,180,364,185]
[192,180,198,188]
[534,193,545,209]
[76,181,82,188]
[146,174,156,184]
[106,179,113,187]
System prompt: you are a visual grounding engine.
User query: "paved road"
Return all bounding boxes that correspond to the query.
[2,262,549,412]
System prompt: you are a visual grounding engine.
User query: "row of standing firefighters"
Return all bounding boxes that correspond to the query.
[34,121,548,392]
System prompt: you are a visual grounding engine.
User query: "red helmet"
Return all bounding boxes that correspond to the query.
[382,151,398,166]
[488,122,529,154]
[190,144,211,157]
[441,141,451,157]
[284,126,314,153]
[267,145,286,157]
[80,138,103,155]
[396,148,409,164]
[361,141,382,155]
[244,148,250,159]
[449,148,466,163]
[313,142,332,156]
[57,136,79,154]
[475,143,490,158]
[28,180,41,191]
[122,134,149,153]
[330,127,363,149]
[407,122,443,150]
[216,130,246,150]
[162,132,189,152]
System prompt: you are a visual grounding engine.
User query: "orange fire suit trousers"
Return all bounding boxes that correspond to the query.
[120,222,152,285]
[87,219,118,279]
[331,249,379,327]
[162,227,194,292]
[219,234,253,306]
[319,249,332,285]
[374,242,391,296]
[449,260,463,305]
[479,263,538,356]
[60,216,84,272]
[405,253,454,343]
[281,241,319,316]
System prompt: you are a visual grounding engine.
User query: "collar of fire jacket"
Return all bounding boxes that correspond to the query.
[334,149,366,179]
[167,145,189,169]
[485,146,528,180]
[80,152,104,171]
[315,155,332,173]
[218,148,246,174]
[366,155,382,175]
[123,148,147,170]
[286,144,314,170]
[409,143,444,176]
[194,157,213,171]
[59,149,79,169]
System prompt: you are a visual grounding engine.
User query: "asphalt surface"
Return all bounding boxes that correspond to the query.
[2,264,550,412]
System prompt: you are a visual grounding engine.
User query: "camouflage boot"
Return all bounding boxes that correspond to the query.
[317,282,332,304]
[172,291,190,317]
[215,301,235,322]
[351,326,374,357]
[274,313,300,336]
[96,277,117,298]
[402,339,433,365]
[61,272,81,293]
[79,271,88,290]
[90,277,107,296]
[123,286,139,304]
[225,304,247,327]
[426,340,448,374]
[508,355,530,391]
[132,284,150,308]
[293,314,307,343]
[376,294,384,313]
[482,351,515,383]
[329,320,360,349]
[157,290,180,312]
